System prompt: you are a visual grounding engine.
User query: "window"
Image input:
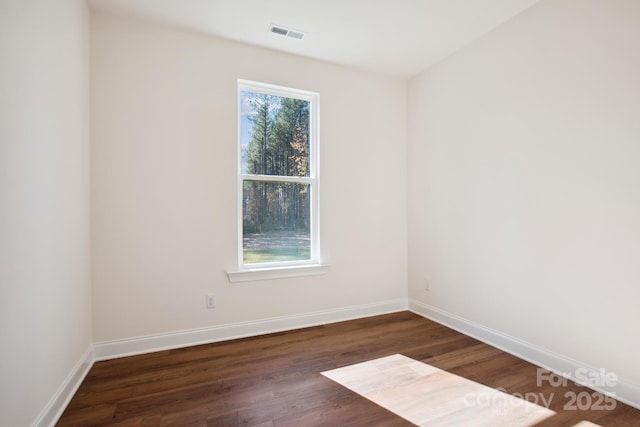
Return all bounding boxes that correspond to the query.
[228,80,326,281]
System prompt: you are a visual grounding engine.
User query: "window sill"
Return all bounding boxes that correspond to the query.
[226,264,330,283]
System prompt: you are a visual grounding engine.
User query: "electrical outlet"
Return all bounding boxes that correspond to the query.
[206,294,216,309]
[424,279,431,291]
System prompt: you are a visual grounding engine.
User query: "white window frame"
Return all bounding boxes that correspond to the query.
[227,79,327,282]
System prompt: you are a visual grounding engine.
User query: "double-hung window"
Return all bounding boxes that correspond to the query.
[229,80,324,281]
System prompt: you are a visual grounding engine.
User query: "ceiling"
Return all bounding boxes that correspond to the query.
[88,0,540,79]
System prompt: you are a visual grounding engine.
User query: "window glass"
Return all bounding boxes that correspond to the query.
[238,80,319,269]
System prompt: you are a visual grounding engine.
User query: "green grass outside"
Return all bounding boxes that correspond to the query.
[243,247,310,264]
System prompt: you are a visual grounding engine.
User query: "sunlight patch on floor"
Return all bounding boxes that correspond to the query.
[322,354,557,427]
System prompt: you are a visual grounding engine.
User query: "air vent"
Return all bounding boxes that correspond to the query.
[269,24,305,40]
[270,26,288,36]
[287,31,305,40]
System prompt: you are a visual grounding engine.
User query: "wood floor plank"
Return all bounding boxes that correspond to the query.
[57,313,639,426]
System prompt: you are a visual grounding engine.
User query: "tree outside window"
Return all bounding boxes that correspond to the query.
[238,81,319,268]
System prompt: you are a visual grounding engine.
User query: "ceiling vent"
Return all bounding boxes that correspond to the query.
[269,24,305,40]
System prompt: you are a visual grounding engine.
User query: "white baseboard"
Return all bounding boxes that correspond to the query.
[32,345,95,427]
[40,298,638,427]
[409,299,640,411]
[94,298,408,361]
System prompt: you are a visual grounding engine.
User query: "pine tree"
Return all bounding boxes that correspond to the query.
[271,98,310,230]
[243,93,311,234]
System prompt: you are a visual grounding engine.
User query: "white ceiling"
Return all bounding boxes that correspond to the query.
[88,0,540,78]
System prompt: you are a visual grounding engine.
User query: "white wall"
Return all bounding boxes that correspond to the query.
[408,0,640,387]
[0,0,92,425]
[91,12,408,342]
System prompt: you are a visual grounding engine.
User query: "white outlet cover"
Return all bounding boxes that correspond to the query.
[206,294,215,308]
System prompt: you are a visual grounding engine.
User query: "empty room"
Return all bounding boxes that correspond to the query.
[2,0,639,426]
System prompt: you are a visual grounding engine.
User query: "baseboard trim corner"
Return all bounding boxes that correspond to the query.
[408,299,640,411]
[94,298,408,361]
[32,344,95,427]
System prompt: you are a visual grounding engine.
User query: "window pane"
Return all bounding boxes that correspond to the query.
[240,91,310,177]
[242,180,310,264]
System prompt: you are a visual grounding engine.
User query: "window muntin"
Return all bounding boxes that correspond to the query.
[238,80,319,269]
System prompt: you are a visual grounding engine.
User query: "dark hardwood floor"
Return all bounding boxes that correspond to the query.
[57,312,639,426]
